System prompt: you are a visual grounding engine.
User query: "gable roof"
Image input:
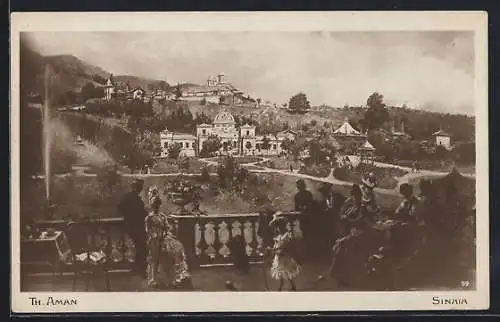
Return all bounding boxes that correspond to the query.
[334,120,362,136]
[432,129,451,137]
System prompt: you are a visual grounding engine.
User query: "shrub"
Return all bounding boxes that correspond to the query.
[300,163,331,178]
[200,166,211,182]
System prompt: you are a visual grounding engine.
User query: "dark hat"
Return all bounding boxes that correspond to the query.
[296,179,306,188]
[318,182,333,193]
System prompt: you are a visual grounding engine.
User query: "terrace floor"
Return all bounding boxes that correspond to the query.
[21,260,467,292]
[22,262,341,292]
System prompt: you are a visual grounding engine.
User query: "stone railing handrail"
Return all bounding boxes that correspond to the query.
[26,211,303,272]
[32,211,302,225]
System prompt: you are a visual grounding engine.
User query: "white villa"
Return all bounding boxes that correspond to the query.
[196,111,295,156]
[159,111,296,158]
[160,130,197,158]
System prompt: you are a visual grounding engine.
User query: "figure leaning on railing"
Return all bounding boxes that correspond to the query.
[117,178,148,278]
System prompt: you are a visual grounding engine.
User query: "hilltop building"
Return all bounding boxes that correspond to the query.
[102,75,148,102]
[180,74,256,106]
[103,76,115,101]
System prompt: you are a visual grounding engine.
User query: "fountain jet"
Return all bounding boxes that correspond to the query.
[42,64,52,211]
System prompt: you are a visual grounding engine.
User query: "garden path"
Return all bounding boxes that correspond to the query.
[36,156,472,199]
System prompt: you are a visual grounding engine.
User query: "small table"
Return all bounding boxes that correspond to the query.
[21,231,72,270]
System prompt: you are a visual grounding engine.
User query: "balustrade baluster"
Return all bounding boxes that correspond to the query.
[249,218,259,260]
[243,220,254,256]
[204,221,217,261]
[254,220,264,257]
[231,220,242,238]
[196,218,209,263]
[194,221,202,256]
[217,220,231,259]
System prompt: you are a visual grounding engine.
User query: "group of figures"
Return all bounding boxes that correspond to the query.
[116,167,474,291]
[258,168,475,291]
[117,179,191,289]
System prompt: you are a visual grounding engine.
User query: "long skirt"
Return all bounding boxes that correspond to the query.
[270,253,301,280]
[146,236,190,288]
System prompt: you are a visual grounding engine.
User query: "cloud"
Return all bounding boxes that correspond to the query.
[24,31,474,115]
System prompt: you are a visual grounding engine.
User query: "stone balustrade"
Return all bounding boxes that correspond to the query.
[28,211,302,273]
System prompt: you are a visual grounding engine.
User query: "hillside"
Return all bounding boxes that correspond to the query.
[24,52,169,100]
[112,75,170,91]
[169,100,475,142]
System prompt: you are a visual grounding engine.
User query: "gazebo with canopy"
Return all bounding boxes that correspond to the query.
[358,140,376,165]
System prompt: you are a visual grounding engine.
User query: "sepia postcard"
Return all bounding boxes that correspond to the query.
[10,11,489,313]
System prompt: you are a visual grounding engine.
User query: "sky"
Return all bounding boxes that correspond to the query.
[24,31,475,115]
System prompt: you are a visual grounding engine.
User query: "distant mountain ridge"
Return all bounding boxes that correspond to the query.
[28,53,169,96]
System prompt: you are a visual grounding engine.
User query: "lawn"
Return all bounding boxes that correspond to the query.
[206,156,263,165]
[152,158,217,174]
[260,157,302,171]
[394,159,475,174]
[299,164,332,178]
[333,165,408,190]
[22,171,403,221]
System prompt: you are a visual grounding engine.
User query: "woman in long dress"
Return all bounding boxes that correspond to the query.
[144,190,190,289]
[269,215,301,291]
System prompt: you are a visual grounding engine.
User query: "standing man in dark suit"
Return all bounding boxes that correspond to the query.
[118,178,148,278]
[294,179,315,258]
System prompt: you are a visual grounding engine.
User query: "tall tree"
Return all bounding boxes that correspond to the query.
[288,92,310,114]
[200,135,222,157]
[174,83,182,99]
[261,136,271,150]
[122,130,160,172]
[363,92,390,131]
[167,142,183,159]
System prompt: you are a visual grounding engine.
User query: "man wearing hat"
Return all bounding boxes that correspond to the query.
[294,179,314,255]
[118,178,148,277]
[294,179,314,212]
